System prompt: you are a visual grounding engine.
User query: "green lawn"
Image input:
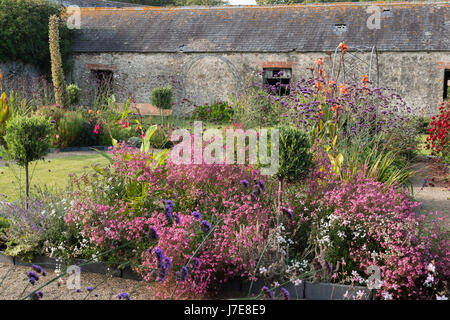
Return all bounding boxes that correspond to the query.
[0,155,109,202]
[417,134,429,157]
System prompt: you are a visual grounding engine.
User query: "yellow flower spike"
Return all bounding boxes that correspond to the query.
[0,92,11,124]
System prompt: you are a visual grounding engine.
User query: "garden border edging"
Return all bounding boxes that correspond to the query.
[0,251,141,281]
[1,251,374,300]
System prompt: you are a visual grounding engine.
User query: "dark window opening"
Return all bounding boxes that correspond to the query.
[263,68,292,95]
[333,24,347,35]
[91,69,114,103]
[382,9,392,17]
[444,69,450,100]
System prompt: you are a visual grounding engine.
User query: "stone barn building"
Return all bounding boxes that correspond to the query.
[69,1,450,116]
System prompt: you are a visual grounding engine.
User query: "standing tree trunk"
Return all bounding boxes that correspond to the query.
[49,15,65,107]
[25,162,29,209]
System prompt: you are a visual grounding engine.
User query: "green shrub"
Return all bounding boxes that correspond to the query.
[151,87,173,110]
[0,216,10,248]
[35,104,65,123]
[0,217,10,231]
[409,115,430,135]
[1,115,52,202]
[233,87,281,128]
[1,115,52,167]
[0,0,73,74]
[99,125,135,146]
[149,126,173,149]
[54,111,84,148]
[65,84,81,107]
[276,126,313,182]
[73,120,99,147]
[193,101,233,122]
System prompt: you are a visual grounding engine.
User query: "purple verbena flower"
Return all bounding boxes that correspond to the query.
[177,266,189,281]
[32,291,44,300]
[262,286,273,299]
[201,220,211,233]
[32,264,43,274]
[147,226,159,240]
[164,204,173,222]
[117,292,130,300]
[281,206,294,220]
[281,288,290,300]
[192,211,202,220]
[240,179,249,187]
[192,258,201,270]
[26,271,39,285]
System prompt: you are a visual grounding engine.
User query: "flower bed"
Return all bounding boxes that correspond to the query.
[1,54,449,300]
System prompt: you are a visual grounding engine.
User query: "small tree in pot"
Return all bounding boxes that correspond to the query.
[151,86,173,126]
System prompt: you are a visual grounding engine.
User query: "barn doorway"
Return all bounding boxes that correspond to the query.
[443,69,450,100]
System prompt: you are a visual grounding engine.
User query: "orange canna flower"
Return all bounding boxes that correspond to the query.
[331,104,342,112]
[338,42,349,54]
[88,109,94,114]
[97,110,101,114]
[318,68,324,77]
[315,58,323,66]
[362,74,369,83]
[339,84,348,95]
[315,81,322,91]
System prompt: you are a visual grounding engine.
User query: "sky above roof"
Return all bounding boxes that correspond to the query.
[229,0,256,5]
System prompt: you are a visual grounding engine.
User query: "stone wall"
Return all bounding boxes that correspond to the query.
[72,51,449,117]
[0,61,40,79]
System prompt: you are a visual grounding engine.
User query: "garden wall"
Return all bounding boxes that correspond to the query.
[0,61,40,81]
[71,51,448,117]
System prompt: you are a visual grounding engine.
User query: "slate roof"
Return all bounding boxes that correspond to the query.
[71,1,450,53]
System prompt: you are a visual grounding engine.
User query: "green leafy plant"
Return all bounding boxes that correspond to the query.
[65,84,81,107]
[276,126,313,183]
[276,126,313,211]
[193,101,233,122]
[233,87,281,129]
[0,217,10,250]
[151,87,173,110]
[1,115,52,206]
[54,111,84,148]
[149,126,173,149]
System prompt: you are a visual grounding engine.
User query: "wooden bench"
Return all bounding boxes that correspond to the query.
[117,103,172,116]
[117,103,173,124]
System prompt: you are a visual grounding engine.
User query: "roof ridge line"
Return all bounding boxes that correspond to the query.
[76,1,450,11]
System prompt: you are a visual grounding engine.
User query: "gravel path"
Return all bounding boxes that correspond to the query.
[410,158,450,227]
[0,263,152,300]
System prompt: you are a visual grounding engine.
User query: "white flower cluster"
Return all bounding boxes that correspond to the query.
[423,262,436,287]
[317,218,331,246]
[352,225,367,240]
[382,291,393,300]
[351,270,366,285]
